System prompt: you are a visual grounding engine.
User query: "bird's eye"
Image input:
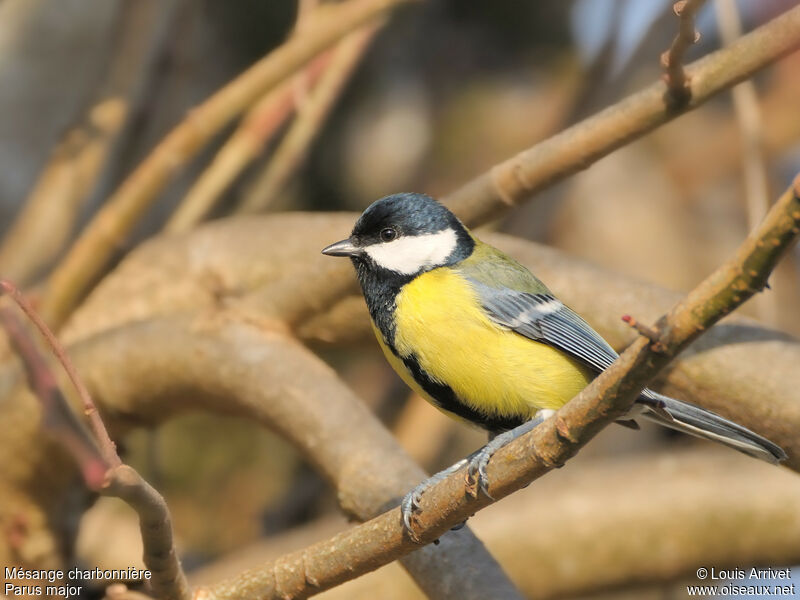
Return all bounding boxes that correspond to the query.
[380,228,397,242]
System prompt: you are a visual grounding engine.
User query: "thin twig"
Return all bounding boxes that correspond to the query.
[239,26,377,214]
[0,279,120,467]
[0,100,126,286]
[715,0,777,324]
[291,0,321,105]
[88,0,191,213]
[620,314,664,349]
[40,0,416,329]
[164,52,332,233]
[444,3,800,228]
[0,281,190,600]
[164,0,334,233]
[200,175,799,597]
[661,0,707,109]
[0,308,108,490]
[103,465,191,600]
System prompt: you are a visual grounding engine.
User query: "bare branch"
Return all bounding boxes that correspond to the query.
[0,282,190,600]
[715,0,777,323]
[620,314,662,346]
[62,211,800,469]
[61,316,522,600]
[1,279,120,467]
[0,307,107,490]
[239,26,377,214]
[661,0,707,109]
[163,54,329,233]
[444,3,800,227]
[103,465,191,600]
[195,175,800,598]
[0,100,125,286]
[189,450,800,599]
[40,0,417,330]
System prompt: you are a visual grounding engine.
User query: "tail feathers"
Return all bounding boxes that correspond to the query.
[639,392,787,465]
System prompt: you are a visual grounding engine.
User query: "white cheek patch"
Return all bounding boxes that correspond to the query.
[364,228,459,275]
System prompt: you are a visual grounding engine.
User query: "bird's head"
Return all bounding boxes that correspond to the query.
[322,193,474,278]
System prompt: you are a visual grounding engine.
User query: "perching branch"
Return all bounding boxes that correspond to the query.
[40,0,416,329]
[58,315,522,600]
[196,175,799,597]
[660,0,706,109]
[0,281,190,600]
[189,449,800,600]
[444,3,800,227]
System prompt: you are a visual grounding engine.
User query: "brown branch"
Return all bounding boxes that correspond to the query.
[715,0,777,323]
[102,465,191,600]
[62,315,522,600]
[88,0,191,210]
[0,100,126,286]
[239,26,377,214]
[164,53,331,233]
[61,211,800,469]
[39,0,417,330]
[0,308,107,491]
[444,3,800,227]
[188,449,800,599]
[661,0,707,109]
[620,314,662,347]
[1,279,120,468]
[195,175,800,597]
[0,282,190,600]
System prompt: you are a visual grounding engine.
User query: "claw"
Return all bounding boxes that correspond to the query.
[398,414,545,541]
[400,458,470,542]
[466,449,496,500]
[401,489,422,541]
[467,415,548,501]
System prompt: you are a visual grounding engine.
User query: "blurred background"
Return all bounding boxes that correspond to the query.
[1,1,799,598]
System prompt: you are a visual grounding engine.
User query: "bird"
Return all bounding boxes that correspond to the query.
[321,192,786,536]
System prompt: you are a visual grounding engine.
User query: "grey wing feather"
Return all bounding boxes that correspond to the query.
[469,282,619,373]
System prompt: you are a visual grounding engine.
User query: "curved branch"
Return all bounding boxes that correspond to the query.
[0,281,189,600]
[63,316,521,600]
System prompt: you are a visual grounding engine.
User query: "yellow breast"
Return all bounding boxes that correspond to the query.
[384,268,594,422]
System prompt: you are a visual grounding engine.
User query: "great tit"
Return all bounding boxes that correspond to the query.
[322,192,786,534]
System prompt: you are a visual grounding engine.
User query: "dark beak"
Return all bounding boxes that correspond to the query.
[321,237,361,257]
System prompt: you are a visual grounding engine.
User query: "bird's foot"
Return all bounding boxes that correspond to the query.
[401,458,468,542]
[400,412,551,540]
[465,412,551,499]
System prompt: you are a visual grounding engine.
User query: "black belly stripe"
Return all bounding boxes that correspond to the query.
[399,352,524,434]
